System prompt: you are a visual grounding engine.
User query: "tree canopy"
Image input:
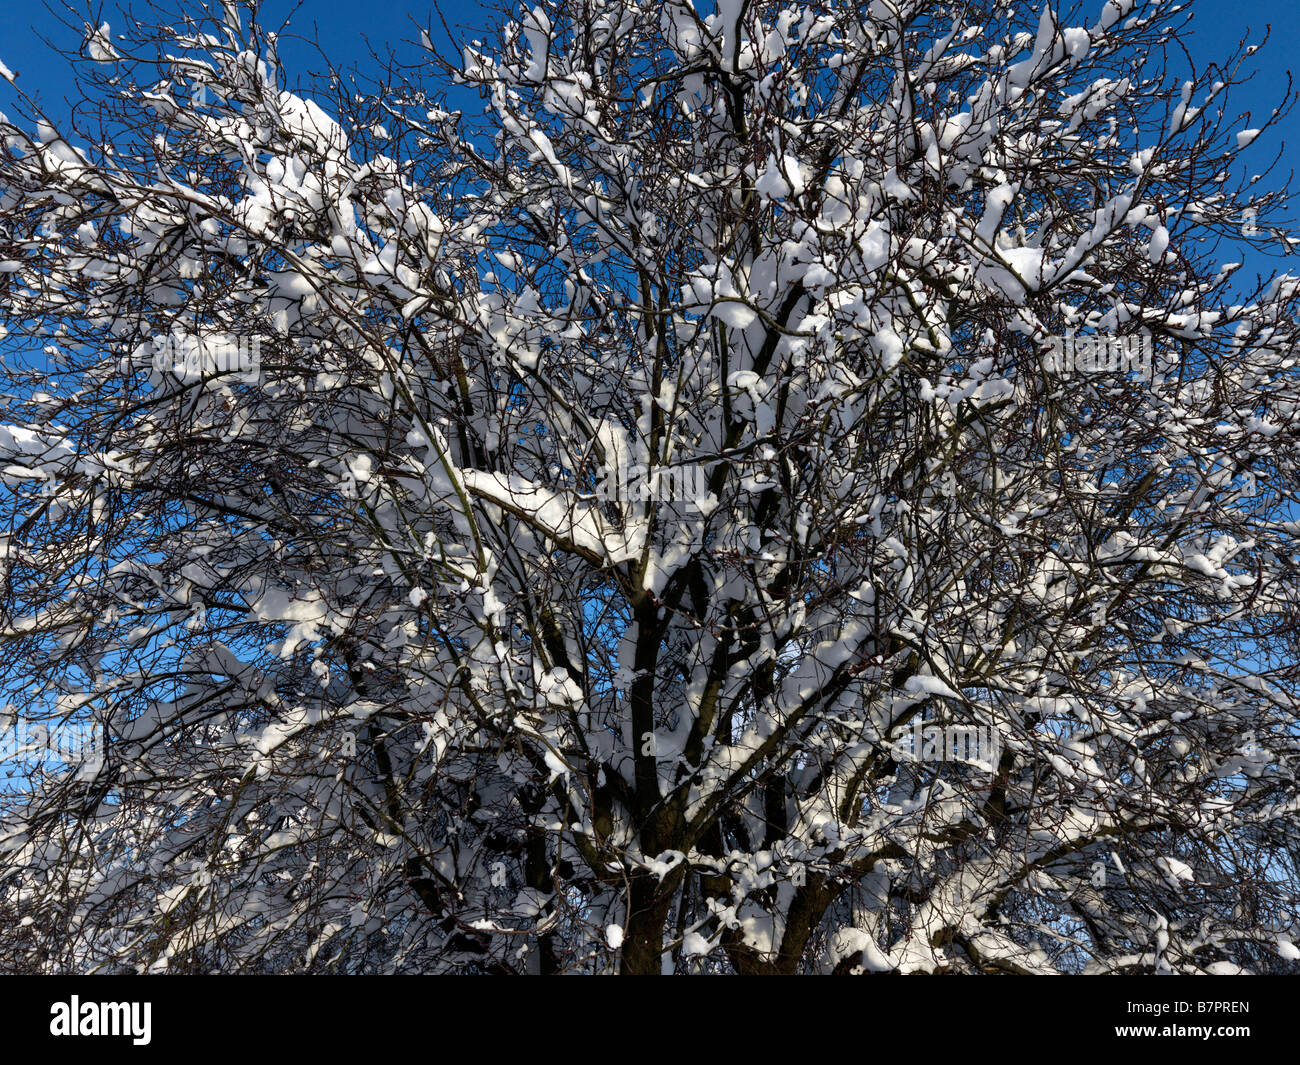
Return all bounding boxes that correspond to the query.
[1,0,1299,974]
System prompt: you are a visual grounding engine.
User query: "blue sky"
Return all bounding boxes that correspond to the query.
[2,0,1296,124]
[0,0,1294,279]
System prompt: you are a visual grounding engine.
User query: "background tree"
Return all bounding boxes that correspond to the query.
[1,0,1299,974]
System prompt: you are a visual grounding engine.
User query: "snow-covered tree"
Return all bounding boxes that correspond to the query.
[1,0,1299,974]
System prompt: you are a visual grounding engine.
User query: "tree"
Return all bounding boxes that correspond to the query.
[1,0,1298,974]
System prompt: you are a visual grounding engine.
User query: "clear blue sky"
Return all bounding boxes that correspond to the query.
[0,0,1295,278]
[2,0,1296,124]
